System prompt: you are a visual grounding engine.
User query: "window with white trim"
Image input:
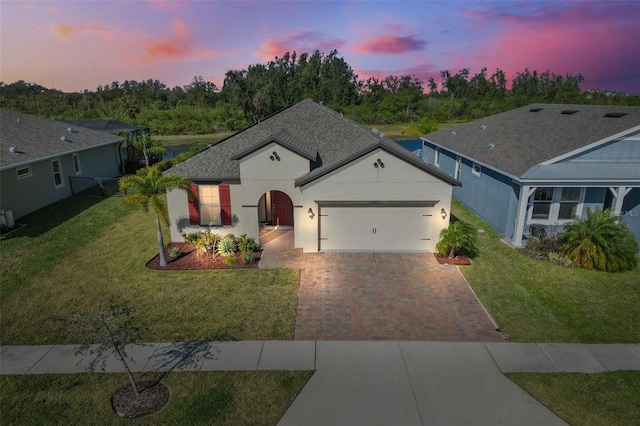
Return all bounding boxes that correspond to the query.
[532,187,554,220]
[72,153,81,175]
[434,148,441,167]
[530,187,585,222]
[51,158,64,188]
[199,185,221,225]
[471,163,481,176]
[455,156,462,179]
[16,165,32,179]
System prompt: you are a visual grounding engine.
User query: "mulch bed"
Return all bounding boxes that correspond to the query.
[111,381,169,418]
[434,253,471,265]
[146,242,261,270]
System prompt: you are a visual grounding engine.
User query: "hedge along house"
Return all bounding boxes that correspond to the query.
[165,99,460,252]
[0,109,124,222]
[418,104,640,246]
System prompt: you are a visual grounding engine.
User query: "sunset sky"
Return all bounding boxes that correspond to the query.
[1,0,639,94]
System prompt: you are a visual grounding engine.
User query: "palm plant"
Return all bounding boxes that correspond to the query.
[130,132,166,167]
[119,167,193,267]
[561,208,638,272]
[436,220,479,259]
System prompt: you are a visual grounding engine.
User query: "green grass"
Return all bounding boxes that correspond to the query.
[0,196,299,345]
[452,199,640,343]
[507,371,640,426]
[0,371,312,425]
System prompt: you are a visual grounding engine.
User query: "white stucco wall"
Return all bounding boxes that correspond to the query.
[166,145,453,252]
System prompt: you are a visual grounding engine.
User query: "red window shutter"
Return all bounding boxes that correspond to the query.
[220,184,232,225]
[188,183,200,225]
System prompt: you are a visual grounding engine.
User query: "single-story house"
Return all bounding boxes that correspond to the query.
[0,109,124,221]
[165,98,460,252]
[417,104,640,246]
[60,119,150,173]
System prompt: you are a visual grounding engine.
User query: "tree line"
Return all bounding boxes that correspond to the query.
[1,49,638,135]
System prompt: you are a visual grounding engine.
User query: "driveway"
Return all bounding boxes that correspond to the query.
[260,230,504,341]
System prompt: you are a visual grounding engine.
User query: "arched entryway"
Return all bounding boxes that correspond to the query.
[258,190,295,248]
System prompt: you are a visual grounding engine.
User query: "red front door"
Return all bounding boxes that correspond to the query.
[271,190,294,226]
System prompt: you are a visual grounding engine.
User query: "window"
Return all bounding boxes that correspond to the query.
[558,187,581,220]
[530,187,585,222]
[16,165,32,179]
[199,185,221,225]
[51,158,64,188]
[454,157,462,180]
[72,153,81,175]
[532,187,554,220]
[472,163,481,176]
[434,148,441,167]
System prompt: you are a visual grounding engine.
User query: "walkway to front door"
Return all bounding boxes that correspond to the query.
[259,231,504,341]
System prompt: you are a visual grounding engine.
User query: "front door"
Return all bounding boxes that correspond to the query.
[271,190,294,226]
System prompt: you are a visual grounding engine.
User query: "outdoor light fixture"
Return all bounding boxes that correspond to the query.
[307,208,315,219]
[373,162,379,168]
[377,158,385,168]
[272,151,280,161]
[441,208,447,220]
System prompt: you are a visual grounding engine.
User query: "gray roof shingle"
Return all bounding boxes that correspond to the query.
[422,104,640,178]
[167,98,460,186]
[1,109,123,171]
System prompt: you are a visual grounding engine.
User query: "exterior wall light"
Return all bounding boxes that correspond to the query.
[441,208,447,220]
[377,158,385,168]
[272,151,280,161]
[308,208,315,219]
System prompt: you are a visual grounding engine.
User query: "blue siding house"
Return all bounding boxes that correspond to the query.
[0,109,125,222]
[417,104,640,246]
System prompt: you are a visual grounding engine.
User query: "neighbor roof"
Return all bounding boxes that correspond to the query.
[167,98,460,186]
[1,109,124,171]
[421,104,640,178]
[59,119,148,134]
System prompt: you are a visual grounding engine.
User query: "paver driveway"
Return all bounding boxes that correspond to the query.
[260,230,504,341]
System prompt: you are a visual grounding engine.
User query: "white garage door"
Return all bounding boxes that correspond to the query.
[319,206,432,251]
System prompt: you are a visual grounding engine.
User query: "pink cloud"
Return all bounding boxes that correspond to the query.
[254,29,345,61]
[459,2,640,92]
[352,34,426,55]
[51,23,113,41]
[144,20,192,60]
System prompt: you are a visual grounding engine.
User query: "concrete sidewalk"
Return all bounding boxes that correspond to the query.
[2,341,639,425]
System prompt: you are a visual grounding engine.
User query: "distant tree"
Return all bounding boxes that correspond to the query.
[119,167,193,267]
[561,208,638,272]
[128,132,166,167]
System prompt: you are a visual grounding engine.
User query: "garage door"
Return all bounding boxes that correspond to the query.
[319,205,433,251]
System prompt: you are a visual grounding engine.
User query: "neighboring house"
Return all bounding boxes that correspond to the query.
[60,119,150,173]
[417,104,640,246]
[0,109,124,221]
[165,99,460,252]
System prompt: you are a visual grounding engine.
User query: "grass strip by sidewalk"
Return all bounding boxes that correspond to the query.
[0,370,312,425]
[452,200,640,343]
[507,371,640,426]
[1,196,299,345]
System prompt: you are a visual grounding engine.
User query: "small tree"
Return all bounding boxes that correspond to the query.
[130,132,166,168]
[53,297,147,396]
[436,220,479,259]
[119,167,193,267]
[561,208,639,272]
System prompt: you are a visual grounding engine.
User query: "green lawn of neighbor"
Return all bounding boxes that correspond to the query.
[452,199,640,343]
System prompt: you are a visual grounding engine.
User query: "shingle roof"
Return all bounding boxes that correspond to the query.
[422,104,640,178]
[1,109,124,171]
[167,98,460,186]
[59,119,148,134]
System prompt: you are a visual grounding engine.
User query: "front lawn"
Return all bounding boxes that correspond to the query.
[507,371,640,426]
[0,371,312,425]
[452,199,640,343]
[0,196,299,345]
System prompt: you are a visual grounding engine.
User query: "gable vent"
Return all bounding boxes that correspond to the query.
[561,110,579,115]
[604,112,628,118]
[529,108,543,112]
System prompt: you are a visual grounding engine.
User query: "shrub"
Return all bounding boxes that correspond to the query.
[561,208,639,272]
[436,220,479,258]
[237,234,259,252]
[168,246,183,259]
[547,251,574,268]
[217,236,237,257]
[223,256,238,266]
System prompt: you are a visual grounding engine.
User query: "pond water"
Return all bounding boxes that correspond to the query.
[163,145,190,160]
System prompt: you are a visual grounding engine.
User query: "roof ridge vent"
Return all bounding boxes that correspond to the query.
[529,108,543,112]
[451,131,456,136]
[9,146,18,153]
[487,143,495,150]
[372,128,379,134]
[379,133,385,138]
[561,109,579,115]
[67,127,78,133]
[480,124,487,130]
[61,136,71,142]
